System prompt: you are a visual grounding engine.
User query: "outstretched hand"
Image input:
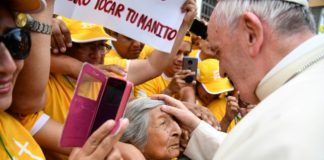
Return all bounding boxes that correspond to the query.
[69,119,129,160]
[151,94,200,132]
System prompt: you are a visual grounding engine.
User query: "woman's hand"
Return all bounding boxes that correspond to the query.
[69,119,129,160]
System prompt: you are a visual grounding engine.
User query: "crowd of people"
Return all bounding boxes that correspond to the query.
[1,0,323,160]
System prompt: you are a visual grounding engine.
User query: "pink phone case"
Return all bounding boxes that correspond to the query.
[60,63,133,147]
[108,77,133,135]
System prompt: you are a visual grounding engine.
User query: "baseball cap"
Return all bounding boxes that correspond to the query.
[197,59,234,95]
[284,0,309,7]
[9,0,46,13]
[58,16,115,43]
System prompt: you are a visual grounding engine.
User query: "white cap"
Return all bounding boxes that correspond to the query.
[284,0,309,7]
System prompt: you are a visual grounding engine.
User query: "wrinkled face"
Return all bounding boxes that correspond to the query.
[69,40,108,64]
[0,7,24,110]
[113,34,144,59]
[196,83,218,105]
[208,11,251,102]
[143,106,182,160]
[166,41,191,76]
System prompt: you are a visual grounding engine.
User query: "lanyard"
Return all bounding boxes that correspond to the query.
[0,134,13,160]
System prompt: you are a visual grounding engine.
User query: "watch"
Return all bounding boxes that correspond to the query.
[15,13,52,35]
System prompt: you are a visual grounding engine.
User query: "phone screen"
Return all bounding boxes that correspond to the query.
[90,78,126,134]
[183,57,198,83]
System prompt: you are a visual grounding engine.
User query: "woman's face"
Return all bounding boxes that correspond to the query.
[0,7,24,110]
[143,106,182,160]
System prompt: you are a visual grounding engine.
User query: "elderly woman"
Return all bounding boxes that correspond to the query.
[121,97,182,160]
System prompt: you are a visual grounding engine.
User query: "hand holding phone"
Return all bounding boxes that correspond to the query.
[182,57,198,83]
[60,63,133,147]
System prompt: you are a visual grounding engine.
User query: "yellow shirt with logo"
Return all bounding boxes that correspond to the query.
[134,73,171,97]
[0,111,45,160]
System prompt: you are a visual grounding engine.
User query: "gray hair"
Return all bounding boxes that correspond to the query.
[121,97,166,150]
[213,0,316,36]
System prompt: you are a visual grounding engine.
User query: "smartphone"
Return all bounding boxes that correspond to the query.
[90,77,133,135]
[60,63,133,147]
[189,19,208,39]
[183,57,198,83]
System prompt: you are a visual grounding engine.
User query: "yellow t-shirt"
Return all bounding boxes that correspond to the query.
[134,73,171,97]
[139,45,154,59]
[43,74,75,124]
[188,49,201,61]
[43,74,101,159]
[18,111,50,136]
[0,111,45,160]
[44,74,101,124]
[104,45,154,69]
[196,97,235,132]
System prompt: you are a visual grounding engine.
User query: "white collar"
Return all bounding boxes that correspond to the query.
[259,34,324,86]
[256,34,324,100]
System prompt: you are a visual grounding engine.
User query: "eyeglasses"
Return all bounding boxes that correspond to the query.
[0,28,31,60]
[73,42,112,55]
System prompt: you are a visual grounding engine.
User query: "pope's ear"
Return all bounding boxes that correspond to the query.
[240,12,264,57]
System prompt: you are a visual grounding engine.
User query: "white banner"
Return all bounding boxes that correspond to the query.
[54,0,186,53]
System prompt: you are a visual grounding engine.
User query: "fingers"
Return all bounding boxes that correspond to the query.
[97,64,127,77]
[51,18,72,54]
[151,94,186,110]
[81,120,116,156]
[58,19,72,49]
[160,104,200,131]
[105,147,122,160]
[181,0,197,24]
[91,119,129,159]
[181,0,196,13]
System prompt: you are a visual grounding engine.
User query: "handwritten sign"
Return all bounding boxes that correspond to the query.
[54,0,186,53]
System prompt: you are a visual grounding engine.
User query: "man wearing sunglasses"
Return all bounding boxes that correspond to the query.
[0,0,131,160]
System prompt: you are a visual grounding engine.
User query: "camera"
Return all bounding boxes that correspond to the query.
[182,57,198,83]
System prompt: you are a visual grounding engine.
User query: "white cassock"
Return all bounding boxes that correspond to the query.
[184,34,324,160]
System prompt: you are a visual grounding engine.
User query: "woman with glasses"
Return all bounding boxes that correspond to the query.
[0,0,129,160]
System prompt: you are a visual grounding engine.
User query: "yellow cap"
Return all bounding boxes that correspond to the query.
[10,0,46,13]
[59,16,115,43]
[183,35,192,43]
[197,59,234,95]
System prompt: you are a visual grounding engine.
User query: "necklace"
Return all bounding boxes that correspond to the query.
[0,134,13,160]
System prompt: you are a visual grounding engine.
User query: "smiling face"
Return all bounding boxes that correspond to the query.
[165,41,191,76]
[207,10,259,104]
[69,40,108,64]
[0,7,24,110]
[143,106,182,160]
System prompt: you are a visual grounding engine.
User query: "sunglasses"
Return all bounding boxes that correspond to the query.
[0,28,31,60]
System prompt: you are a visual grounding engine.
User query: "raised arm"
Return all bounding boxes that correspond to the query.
[126,0,197,85]
[10,0,54,114]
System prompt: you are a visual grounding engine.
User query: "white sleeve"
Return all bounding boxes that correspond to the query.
[30,113,50,135]
[184,121,227,160]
